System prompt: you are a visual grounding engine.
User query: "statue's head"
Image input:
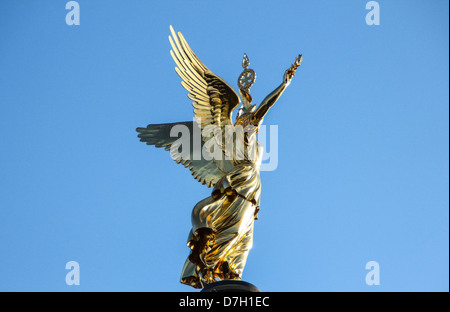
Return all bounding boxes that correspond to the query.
[237,54,256,119]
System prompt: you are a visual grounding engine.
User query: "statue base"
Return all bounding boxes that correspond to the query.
[201,280,261,292]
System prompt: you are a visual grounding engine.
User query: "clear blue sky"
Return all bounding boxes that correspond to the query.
[0,0,448,292]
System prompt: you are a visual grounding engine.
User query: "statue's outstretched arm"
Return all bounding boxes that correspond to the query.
[253,55,302,125]
[253,78,289,125]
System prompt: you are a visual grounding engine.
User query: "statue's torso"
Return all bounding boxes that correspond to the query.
[233,111,263,169]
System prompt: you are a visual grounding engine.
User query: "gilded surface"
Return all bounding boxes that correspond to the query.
[136,26,302,288]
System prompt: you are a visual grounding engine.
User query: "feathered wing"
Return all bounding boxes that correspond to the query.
[136,27,241,187]
[169,26,241,151]
[136,121,226,187]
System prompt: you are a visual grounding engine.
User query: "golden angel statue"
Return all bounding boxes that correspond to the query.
[137,26,302,289]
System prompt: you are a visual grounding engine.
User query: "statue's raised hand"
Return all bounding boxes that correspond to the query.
[283,54,303,84]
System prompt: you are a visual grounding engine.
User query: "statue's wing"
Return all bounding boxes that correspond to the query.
[169,26,241,138]
[136,121,226,187]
